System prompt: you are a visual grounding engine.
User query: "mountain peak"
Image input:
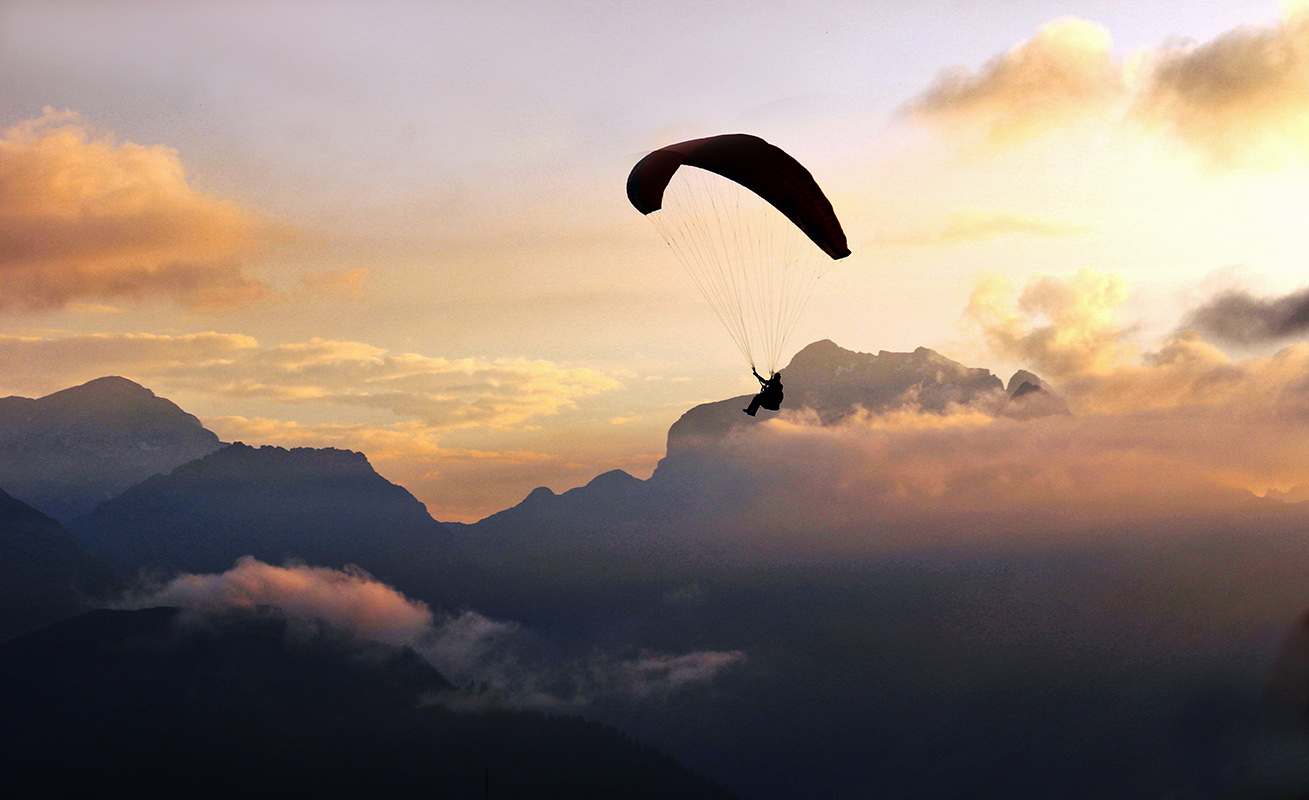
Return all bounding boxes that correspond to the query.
[666,340,1059,456]
[585,469,640,490]
[0,378,224,520]
[73,441,449,579]
[57,376,155,400]
[1006,370,1047,394]
[163,442,380,486]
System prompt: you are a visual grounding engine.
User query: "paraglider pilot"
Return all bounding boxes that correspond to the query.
[744,368,783,416]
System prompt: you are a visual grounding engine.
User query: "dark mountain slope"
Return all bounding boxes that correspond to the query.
[0,487,117,641]
[71,443,456,588]
[0,607,737,800]
[0,376,223,520]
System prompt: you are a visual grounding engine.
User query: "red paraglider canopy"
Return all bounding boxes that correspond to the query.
[626,133,850,260]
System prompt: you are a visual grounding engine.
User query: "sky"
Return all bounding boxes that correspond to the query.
[8,0,1309,521]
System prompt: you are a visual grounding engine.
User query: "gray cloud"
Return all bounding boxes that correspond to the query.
[1185,287,1309,345]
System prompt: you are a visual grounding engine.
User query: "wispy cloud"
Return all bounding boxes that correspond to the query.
[301,267,369,298]
[122,557,746,710]
[877,210,1086,247]
[0,332,621,430]
[0,109,272,312]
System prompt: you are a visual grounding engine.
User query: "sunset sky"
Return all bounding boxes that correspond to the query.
[8,0,1309,522]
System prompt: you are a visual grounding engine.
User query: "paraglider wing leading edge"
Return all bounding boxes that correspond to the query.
[626,133,850,260]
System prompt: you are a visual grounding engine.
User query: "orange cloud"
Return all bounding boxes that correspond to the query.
[906,18,1123,146]
[963,270,1130,379]
[904,8,1309,166]
[0,332,621,429]
[0,109,271,312]
[130,557,435,646]
[655,271,1309,555]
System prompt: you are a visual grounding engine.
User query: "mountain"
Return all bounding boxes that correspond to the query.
[0,487,118,641]
[664,340,1014,454]
[465,341,1065,559]
[70,443,457,588]
[1229,608,1309,797]
[0,607,737,800]
[0,376,223,521]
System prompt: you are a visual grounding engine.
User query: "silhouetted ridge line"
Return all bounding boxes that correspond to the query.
[0,376,223,520]
[70,442,456,588]
[460,340,1067,564]
[0,606,739,799]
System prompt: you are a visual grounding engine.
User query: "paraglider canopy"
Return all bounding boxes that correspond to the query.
[627,134,850,373]
[627,133,850,260]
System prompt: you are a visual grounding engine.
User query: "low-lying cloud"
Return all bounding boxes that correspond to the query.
[0,109,271,312]
[123,558,745,709]
[128,556,433,645]
[591,650,748,702]
[659,270,1309,554]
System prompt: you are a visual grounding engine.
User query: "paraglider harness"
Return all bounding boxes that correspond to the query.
[744,368,783,416]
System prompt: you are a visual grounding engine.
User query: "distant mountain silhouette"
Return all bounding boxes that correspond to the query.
[0,607,737,800]
[0,488,118,641]
[70,443,457,590]
[464,341,1065,560]
[0,376,223,520]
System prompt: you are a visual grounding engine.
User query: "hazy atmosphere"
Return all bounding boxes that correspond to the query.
[10,1,1309,520]
[9,2,1309,798]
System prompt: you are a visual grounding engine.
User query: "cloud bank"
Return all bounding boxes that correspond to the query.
[660,271,1309,555]
[0,109,271,312]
